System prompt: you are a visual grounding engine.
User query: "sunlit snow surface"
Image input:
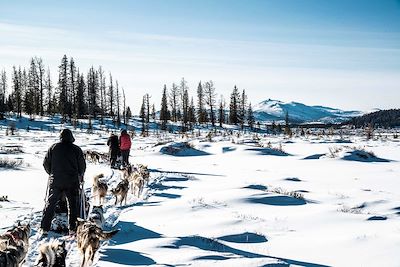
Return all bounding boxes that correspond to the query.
[1,116,400,266]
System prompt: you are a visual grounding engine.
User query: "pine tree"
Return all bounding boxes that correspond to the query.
[36,57,45,116]
[284,111,292,136]
[122,87,126,125]
[229,86,240,125]
[125,106,132,122]
[76,74,86,118]
[204,80,216,126]
[239,89,247,129]
[0,70,7,116]
[151,104,156,121]
[160,85,169,130]
[140,95,146,136]
[188,97,196,129]
[87,66,99,118]
[98,66,106,124]
[68,57,77,116]
[169,83,179,122]
[108,73,114,118]
[197,81,206,124]
[58,55,69,120]
[116,80,120,126]
[247,102,255,130]
[44,68,53,115]
[27,58,39,116]
[218,96,225,127]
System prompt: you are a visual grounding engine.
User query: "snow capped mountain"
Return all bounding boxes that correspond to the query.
[254,99,363,123]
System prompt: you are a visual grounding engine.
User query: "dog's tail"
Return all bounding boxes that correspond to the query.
[100,229,119,240]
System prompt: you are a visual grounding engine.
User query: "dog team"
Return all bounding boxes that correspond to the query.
[0,164,150,267]
[0,129,145,266]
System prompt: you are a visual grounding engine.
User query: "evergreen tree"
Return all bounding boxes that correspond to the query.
[218,96,225,127]
[239,89,247,129]
[108,73,114,117]
[68,57,77,116]
[36,57,45,116]
[160,85,169,130]
[151,104,156,121]
[169,83,179,122]
[284,111,292,136]
[125,106,132,122]
[140,95,146,136]
[197,81,206,124]
[116,80,121,126]
[188,97,196,129]
[0,70,7,115]
[44,68,53,115]
[229,85,240,124]
[247,102,255,130]
[180,78,189,130]
[87,66,99,118]
[58,55,69,120]
[76,74,86,118]
[98,66,106,124]
[122,87,126,125]
[204,80,216,126]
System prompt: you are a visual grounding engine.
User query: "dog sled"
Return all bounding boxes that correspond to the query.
[49,183,88,234]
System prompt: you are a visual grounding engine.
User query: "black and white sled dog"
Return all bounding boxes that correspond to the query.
[34,239,67,267]
[87,206,105,230]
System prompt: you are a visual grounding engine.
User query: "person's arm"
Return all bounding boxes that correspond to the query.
[43,147,52,174]
[77,147,86,181]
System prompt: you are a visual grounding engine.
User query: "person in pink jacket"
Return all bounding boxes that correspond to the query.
[119,129,132,166]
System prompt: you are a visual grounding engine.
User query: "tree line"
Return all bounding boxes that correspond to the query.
[0,55,256,132]
[0,55,131,126]
[138,79,255,135]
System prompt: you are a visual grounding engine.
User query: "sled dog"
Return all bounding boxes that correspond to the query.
[92,174,108,205]
[76,219,118,267]
[110,179,129,206]
[87,206,105,229]
[0,223,30,267]
[34,239,67,267]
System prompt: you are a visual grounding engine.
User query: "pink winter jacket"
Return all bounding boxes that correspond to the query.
[119,133,131,150]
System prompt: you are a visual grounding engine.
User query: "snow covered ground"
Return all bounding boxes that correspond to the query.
[1,117,400,266]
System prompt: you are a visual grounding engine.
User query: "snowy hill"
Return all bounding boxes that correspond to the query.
[254,99,363,123]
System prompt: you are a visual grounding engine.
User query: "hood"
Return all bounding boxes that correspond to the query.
[60,129,75,143]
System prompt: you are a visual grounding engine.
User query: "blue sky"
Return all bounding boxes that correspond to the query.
[0,0,399,112]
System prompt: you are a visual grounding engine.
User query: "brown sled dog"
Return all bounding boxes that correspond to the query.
[110,179,129,206]
[92,174,108,205]
[34,239,67,267]
[76,218,119,267]
[0,223,31,267]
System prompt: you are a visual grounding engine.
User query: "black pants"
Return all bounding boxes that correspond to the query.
[109,148,119,167]
[121,149,130,166]
[41,184,79,232]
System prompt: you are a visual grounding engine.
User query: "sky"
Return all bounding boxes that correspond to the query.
[0,0,399,113]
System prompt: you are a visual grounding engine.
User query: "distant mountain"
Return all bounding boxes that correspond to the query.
[349,109,400,127]
[253,99,362,123]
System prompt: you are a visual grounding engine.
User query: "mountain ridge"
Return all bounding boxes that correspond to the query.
[253,99,363,123]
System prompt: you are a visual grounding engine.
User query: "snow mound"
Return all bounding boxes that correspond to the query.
[159,142,210,156]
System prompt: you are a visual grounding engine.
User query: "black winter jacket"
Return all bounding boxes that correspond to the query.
[43,140,86,188]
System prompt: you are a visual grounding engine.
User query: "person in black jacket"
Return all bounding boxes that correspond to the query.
[107,133,120,168]
[40,129,86,236]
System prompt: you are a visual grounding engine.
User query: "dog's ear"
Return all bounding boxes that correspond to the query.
[76,217,86,226]
[60,240,66,248]
[100,229,119,240]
